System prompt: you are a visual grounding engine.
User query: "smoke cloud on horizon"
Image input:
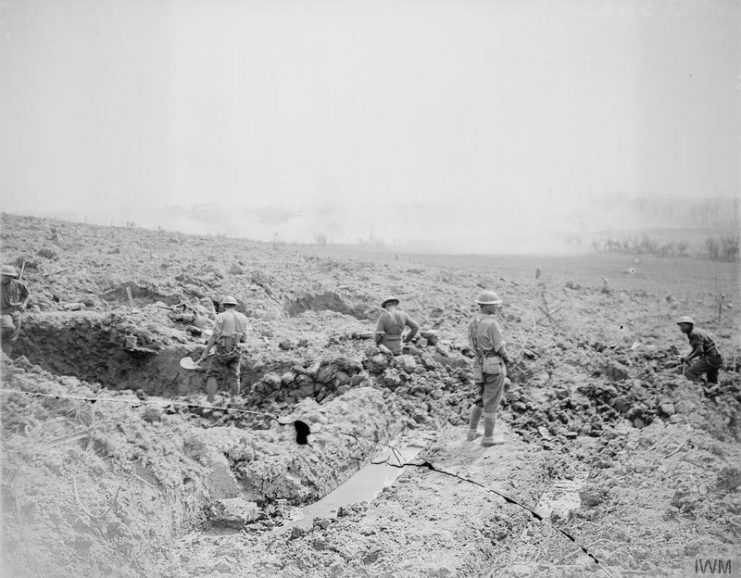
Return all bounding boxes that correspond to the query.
[1,1,739,254]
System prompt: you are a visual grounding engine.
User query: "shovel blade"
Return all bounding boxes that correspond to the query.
[179,357,201,370]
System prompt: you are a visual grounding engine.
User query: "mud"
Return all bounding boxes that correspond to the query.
[1,213,740,577]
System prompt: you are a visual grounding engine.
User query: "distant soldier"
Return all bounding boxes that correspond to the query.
[467,290,512,447]
[1,265,29,356]
[676,316,723,385]
[375,296,419,355]
[197,296,249,403]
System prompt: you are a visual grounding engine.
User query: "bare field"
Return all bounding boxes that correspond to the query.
[1,213,740,578]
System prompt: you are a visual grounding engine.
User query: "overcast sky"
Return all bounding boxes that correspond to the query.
[1,0,739,246]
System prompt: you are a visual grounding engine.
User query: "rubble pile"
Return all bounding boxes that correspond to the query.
[503,336,741,447]
[240,343,474,428]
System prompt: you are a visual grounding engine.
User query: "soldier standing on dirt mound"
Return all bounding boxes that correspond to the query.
[375,296,419,355]
[467,290,512,447]
[676,315,723,386]
[1,265,29,356]
[196,295,249,403]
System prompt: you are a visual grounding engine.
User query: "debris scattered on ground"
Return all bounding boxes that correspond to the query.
[1,213,739,577]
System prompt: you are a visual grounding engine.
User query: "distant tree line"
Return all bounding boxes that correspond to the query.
[591,233,739,262]
[705,235,739,262]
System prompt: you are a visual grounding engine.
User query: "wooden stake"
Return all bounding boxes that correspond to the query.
[717,293,723,327]
[125,286,135,307]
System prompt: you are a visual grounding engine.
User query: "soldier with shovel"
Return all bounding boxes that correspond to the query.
[196,295,249,403]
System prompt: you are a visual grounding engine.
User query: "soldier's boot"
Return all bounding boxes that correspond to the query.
[467,405,483,441]
[481,412,497,447]
[206,377,218,404]
[230,379,240,403]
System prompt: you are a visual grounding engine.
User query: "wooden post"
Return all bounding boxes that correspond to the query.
[717,293,723,327]
[125,287,135,307]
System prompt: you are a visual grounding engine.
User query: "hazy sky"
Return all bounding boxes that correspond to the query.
[1,0,739,245]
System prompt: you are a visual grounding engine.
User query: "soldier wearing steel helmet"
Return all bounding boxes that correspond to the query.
[467,290,512,447]
[197,295,249,403]
[676,315,723,385]
[1,265,29,356]
[375,296,419,355]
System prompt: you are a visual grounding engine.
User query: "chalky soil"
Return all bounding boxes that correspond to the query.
[2,214,739,578]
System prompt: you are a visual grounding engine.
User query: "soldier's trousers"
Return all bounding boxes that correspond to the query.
[1,312,21,356]
[686,355,723,385]
[474,369,506,415]
[206,351,242,397]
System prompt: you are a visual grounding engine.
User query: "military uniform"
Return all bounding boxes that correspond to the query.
[205,308,249,400]
[375,309,419,355]
[468,313,508,434]
[1,274,29,355]
[684,327,723,384]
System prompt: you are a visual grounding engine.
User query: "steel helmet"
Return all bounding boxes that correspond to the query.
[677,315,694,326]
[381,296,400,308]
[476,290,503,305]
[0,265,19,278]
[221,295,238,306]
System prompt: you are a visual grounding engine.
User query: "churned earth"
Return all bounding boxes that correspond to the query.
[1,212,739,578]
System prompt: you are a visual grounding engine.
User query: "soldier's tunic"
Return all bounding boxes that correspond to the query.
[375,309,419,355]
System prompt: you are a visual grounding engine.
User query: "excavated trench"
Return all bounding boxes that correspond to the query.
[8,313,423,532]
[2,323,419,577]
[13,312,306,398]
[14,312,190,396]
[9,313,415,505]
[2,364,411,578]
